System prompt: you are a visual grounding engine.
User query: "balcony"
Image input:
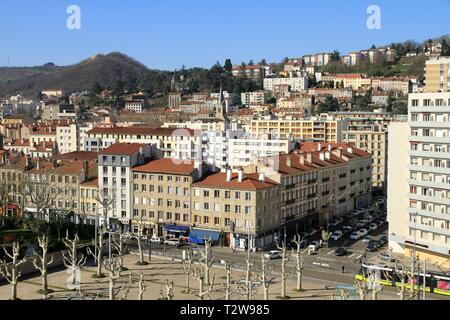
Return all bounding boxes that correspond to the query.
[285,199,296,206]
[339,174,347,179]
[408,165,450,175]
[407,193,450,206]
[409,150,450,160]
[322,178,330,183]
[407,207,450,221]
[307,193,317,199]
[408,179,450,190]
[308,179,317,184]
[408,222,450,237]
[408,136,450,144]
[410,121,450,129]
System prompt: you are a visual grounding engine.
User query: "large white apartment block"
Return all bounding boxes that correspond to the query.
[388,92,450,268]
[264,77,308,92]
[228,135,296,171]
[98,143,153,227]
[84,127,201,160]
[56,123,79,154]
[125,101,144,113]
[241,91,268,106]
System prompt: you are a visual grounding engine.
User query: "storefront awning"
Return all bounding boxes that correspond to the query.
[164,224,189,233]
[188,228,221,244]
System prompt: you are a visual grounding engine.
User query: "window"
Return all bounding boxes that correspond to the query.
[225,204,231,213]
[204,203,210,211]
[225,191,231,199]
[245,206,252,214]
[235,205,241,213]
[203,190,210,197]
[214,190,220,198]
[235,192,241,199]
[214,217,220,225]
[245,192,251,201]
[204,216,209,224]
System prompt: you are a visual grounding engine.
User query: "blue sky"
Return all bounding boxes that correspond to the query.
[0,0,449,70]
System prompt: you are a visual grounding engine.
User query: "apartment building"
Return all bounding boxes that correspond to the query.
[388,92,450,268]
[241,91,268,106]
[263,77,308,92]
[246,143,372,240]
[79,177,99,225]
[56,123,79,154]
[303,53,332,67]
[131,159,202,237]
[424,56,450,93]
[232,65,265,80]
[124,101,144,113]
[192,170,281,250]
[228,135,296,171]
[342,124,388,190]
[250,117,345,142]
[84,127,201,160]
[98,143,153,228]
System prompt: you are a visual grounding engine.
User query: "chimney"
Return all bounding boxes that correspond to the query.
[36,160,40,170]
[317,143,323,151]
[319,152,325,161]
[325,151,331,160]
[226,168,232,182]
[259,173,266,183]
[306,153,312,164]
[83,160,89,180]
[347,147,353,154]
[194,160,202,179]
[286,156,292,167]
[328,144,332,152]
[53,159,58,169]
[238,168,244,183]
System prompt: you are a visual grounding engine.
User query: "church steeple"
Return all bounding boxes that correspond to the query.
[216,82,229,123]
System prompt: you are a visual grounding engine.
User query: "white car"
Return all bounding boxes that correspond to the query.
[164,238,182,246]
[264,251,282,260]
[150,236,164,244]
[308,241,321,251]
[350,231,362,240]
[359,229,369,237]
[331,230,343,241]
[369,223,378,231]
[362,236,373,244]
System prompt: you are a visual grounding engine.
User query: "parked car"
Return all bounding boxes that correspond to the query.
[356,220,369,228]
[335,247,348,256]
[359,229,369,237]
[369,223,378,231]
[379,236,388,245]
[342,226,353,235]
[378,252,397,263]
[367,243,378,252]
[150,236,164,244]
[362,236,373,244]
[308,241,321,251]
[375,220,385,228]
[298,238,311,249]
[350,231,362,240]
[331,230,343,241]
[264,250,282,260]
[352,210,361,217]
[164,238,183,246]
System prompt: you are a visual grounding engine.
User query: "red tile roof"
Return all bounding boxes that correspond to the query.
[194,172,279,190]
[101,143,147,156]
[133,158,196,175]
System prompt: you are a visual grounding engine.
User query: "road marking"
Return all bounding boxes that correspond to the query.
[327,250,335,255]
[356,255,362,260]
[349,253,356,258]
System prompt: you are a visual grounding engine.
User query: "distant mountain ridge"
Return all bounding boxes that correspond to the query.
[0,52,152,98]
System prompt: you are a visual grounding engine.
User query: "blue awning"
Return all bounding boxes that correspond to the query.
[188,228,221,244]
[164,224,189,233]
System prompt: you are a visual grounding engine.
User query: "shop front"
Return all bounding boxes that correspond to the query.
[188,228,221,245]
[164,224,190,240]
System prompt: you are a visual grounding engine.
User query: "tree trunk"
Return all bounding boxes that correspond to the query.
[372,290,378,301]
[42,270,48,294]
[138,238,143,264]
[11,282,17,300]
[97,236,103,277]
[198,279,204,301]
[281,252,286,298]
[185,276,190,293]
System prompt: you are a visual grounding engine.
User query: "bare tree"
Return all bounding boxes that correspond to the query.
[291,234,305,292]
[201,238,214,285]
[256,254,275,300]
[134,218,148,266]
[192,265,216,300]
[62,231,87,288]
[87,231,106,278]
[112,229,131,272]
[164,280,175,300]
[223,261,235,300]
[354,279,369,300]
[181,248,194,294]
[367,271,383,300]
[321,230,331,249]
[103,256,132,301]
[22,174,57,220]
[31,234,54,295]
[0,180,9,226]
[277,241,289,299]
[0,241,27,300]
[384,263,418,301]
[138,272,148,301]
[95,188,115,231]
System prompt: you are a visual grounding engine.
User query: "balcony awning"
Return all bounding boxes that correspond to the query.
[164,224,189,233]
[188,228,221,244]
